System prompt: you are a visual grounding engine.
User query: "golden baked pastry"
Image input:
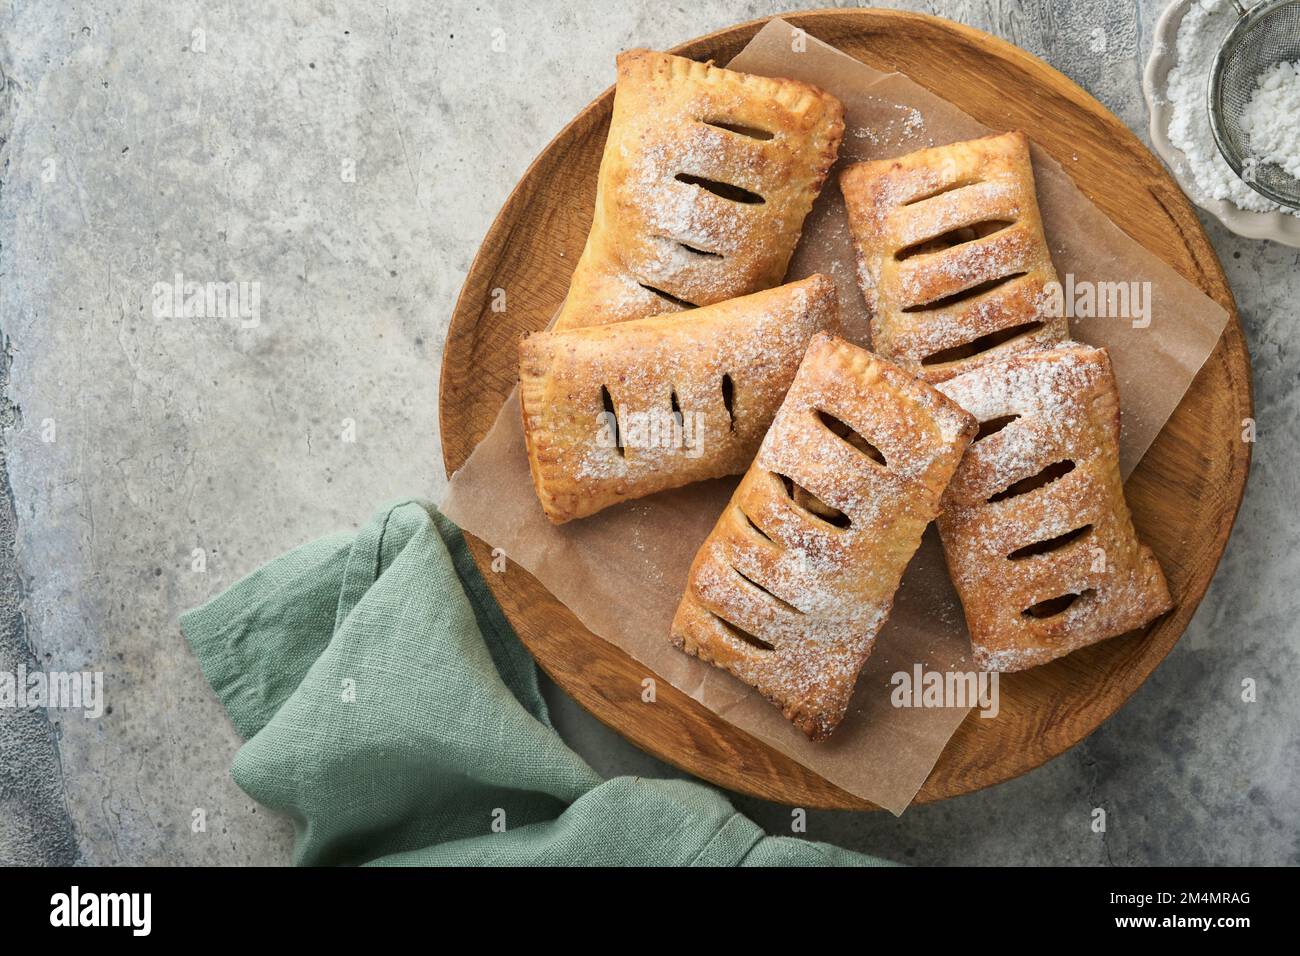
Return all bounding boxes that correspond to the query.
[521,275,840,524]
[936,344,1172,672]
[553,49,844,332]
[670,333,976,739]
[840,131,1066,382]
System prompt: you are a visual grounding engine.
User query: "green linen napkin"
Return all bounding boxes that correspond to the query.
[180,499,886,866]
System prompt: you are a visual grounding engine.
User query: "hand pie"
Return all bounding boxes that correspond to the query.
[670,333,976,740]
[553,49,844,332]
[840,131,1066,382]
[520,275,840,524]
[936,345,1172,672]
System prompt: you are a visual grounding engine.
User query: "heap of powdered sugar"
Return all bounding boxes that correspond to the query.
[1163,0,1300,216]
[1240,59,1300,181]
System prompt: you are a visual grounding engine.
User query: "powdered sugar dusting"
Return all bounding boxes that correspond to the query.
[851,99,926,146]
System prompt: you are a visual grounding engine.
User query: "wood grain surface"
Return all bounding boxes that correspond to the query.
[439,9,1253,809]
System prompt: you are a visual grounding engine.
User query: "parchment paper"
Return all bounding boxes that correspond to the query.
[441,19,1230,814]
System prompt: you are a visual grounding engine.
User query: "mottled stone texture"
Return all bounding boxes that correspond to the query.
[0,0,1295,865]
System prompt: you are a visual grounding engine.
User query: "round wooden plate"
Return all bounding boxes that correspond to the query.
[439,9,1252,809]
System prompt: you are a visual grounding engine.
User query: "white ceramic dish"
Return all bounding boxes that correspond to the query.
[1144,0,1300,246]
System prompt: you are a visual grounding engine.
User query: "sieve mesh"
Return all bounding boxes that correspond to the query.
[1209,0,1300,209]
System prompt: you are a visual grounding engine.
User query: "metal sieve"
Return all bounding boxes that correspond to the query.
[1208,0,1300,209]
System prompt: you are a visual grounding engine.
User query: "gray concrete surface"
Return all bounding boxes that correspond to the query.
[0,344,78,865]
[0,0,1296,865]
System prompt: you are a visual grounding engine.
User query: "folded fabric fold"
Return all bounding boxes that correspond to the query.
[181,499,884,867]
